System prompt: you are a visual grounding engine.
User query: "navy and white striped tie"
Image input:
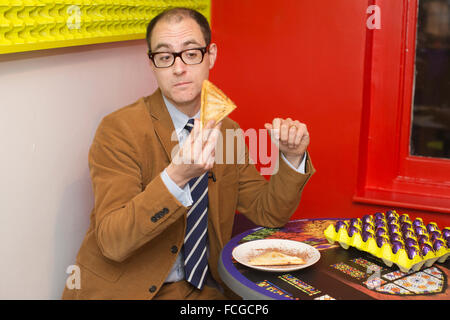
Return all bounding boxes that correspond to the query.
[183,118,209,289]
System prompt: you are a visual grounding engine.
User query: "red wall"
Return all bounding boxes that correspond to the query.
[210,0,450,227]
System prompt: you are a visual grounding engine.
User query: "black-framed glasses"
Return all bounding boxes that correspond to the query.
[148,46,209,68]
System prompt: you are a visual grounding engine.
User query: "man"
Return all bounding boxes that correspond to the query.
[62,7,314,300]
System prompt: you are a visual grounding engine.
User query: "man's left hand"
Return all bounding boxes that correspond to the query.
[264,118,310,168]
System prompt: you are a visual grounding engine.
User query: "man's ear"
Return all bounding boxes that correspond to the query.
[148,58,156,73]
[208,43,218,70]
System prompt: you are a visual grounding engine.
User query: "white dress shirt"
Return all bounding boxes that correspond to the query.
[159,95,307,283]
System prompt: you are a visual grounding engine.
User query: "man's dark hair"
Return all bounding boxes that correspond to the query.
[146,7,211,52]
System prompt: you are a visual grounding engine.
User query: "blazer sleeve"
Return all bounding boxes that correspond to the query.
[233,122,315,228]
[88,116,187,262]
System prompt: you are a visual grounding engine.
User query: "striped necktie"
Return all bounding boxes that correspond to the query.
[182,118,209,289]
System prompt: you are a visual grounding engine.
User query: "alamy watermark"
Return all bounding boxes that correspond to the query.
[367,5,381,30]
[170,128,281,176]
[66,5,81,30]
[66,265,81,290]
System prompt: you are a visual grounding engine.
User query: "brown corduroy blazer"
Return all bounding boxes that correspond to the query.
[62,88,315,299]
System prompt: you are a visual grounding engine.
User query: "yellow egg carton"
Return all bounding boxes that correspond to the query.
[324,211,450,273]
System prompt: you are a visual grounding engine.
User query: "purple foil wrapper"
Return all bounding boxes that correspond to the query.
[362,215,373,224]
[414,226,426,236]
[433,239,445,251]
[376,228,387,238]
[420,243,433,256]
[374,212,385,220]
[376,236,388,248]
[412,219,424,228]
[386,210,397,218]
[388,224,400,234]
[405,237,418,248]
[407,246,419,259]
[400,222,413,233]
[347,226,360,237]
[418,234,430,246]
[349,218,361,227]
[374,218,386,229]
[362,224,374,233]
[335,220,347,232]
[387,216,398,224]
[430,231,442,242]
[391,241,404,254]
[399,214,410,223]
[402,229,415,239]
[390,232,402,242]
[362,231,373,242]
[442,228,450,240]
[426,224,437,233]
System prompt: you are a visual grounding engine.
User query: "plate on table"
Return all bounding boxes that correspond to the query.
[232,239,321,272]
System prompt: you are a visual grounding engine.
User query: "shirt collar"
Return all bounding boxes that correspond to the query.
[162,95,200,134]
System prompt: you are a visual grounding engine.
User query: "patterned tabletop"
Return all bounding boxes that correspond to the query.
[218,218,450,300]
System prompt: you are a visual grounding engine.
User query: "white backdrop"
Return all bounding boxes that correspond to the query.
[0,39,157,299]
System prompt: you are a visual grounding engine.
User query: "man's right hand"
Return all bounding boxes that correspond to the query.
[166,119,222,188]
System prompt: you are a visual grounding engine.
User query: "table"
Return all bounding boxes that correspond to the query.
[218,218,450,300]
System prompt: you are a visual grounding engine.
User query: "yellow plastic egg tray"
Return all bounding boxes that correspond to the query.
[0,0,211,54]
[324,211,450,273]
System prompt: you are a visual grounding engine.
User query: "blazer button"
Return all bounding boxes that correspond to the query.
[151,216,158,223]
[149,285,157,293]
[171,245,178,254]
[163,207,169,214]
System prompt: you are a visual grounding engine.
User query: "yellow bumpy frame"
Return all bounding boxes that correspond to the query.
[324,212,450,273]
[0,0,211,54]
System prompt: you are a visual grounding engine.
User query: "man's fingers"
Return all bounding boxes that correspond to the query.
[204,149,216,169]
[295,124,308,147]
[280,119,291,144]
[200,120,217,147]
[187,119,201,163]
[272,118,281,140]
[265,123,278,145]
[201,125,221,167]
[294,128,303,147]
[288,125,297,148]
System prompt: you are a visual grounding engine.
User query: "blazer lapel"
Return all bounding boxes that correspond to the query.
[147,89,179,162]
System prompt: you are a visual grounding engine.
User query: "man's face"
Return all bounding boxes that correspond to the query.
[149,17,217,108]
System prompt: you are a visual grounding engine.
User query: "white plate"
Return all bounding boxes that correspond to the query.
[232,239,321,272]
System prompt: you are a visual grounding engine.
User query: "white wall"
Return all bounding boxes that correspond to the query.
[0,39,158,299]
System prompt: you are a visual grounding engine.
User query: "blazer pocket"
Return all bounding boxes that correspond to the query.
[77,248,125,283]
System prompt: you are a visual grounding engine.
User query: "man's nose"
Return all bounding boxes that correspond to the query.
[172,56,187,75]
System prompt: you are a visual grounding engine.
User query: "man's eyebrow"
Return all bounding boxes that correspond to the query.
[153,43,171,52]
[182,39,204,47]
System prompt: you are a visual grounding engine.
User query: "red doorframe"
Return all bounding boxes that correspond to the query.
[354,0,450,213]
